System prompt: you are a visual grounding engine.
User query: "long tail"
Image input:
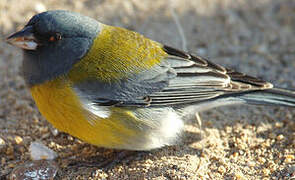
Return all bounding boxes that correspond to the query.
[237,88,295,107]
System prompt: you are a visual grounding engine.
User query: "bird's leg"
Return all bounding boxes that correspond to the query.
[195,112,204,149]
[195,112,202,130]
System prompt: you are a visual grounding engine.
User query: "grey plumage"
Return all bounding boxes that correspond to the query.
[236,88,295,107]
[22,10,100,86]
[75,44,295,109]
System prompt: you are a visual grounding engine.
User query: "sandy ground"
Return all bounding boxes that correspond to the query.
[0,0,295,179]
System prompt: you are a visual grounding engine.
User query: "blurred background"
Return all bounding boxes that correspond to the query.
[0,0,295,179]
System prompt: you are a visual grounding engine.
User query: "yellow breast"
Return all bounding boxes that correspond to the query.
[29,78,136,148]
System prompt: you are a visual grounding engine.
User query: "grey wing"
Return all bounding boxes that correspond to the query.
[149,46,273,106]
[73,61,176,107]
[74,45,273,107]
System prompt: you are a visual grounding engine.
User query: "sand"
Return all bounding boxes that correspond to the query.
[0,0,295,179]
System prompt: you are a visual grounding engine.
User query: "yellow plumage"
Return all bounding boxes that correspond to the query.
[30,78,139,148]
[68,24,168,83]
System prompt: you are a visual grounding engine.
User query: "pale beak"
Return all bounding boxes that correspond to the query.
[6,26,38,50]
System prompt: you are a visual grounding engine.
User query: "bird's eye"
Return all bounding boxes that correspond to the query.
[48,33,62,42]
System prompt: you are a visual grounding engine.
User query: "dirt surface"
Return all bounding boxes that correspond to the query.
[1,0,295,179]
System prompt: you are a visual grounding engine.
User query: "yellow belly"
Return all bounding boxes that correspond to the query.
[29,78,135,149]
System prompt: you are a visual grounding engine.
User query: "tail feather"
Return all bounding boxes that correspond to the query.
[237,88,295,107]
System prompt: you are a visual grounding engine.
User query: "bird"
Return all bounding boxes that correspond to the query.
[6,10,295,151]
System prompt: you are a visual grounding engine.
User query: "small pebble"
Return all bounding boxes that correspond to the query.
[50,128,59,137]
[8,163,15,168]
[284,155,294,163]
[232,152,239,158]
[9,160,58,180]
[274,122,283,128]
[258,157,266,164]
[6,146,14,156]
[67,136,74,141]
[218,166,226,174]
[276,134,284,141]
[1,157,5,164]
[235,172,246,180]
[30,141,57,160]
[14,136,23,145]
[0,138,5,145]
[262,168,270,176]
[247,161,256,167]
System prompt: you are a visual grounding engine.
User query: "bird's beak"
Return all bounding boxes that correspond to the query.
[6,26,38,50]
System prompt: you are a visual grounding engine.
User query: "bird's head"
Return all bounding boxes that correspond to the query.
[6,10,101,86]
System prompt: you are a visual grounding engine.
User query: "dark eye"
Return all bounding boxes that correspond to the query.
[48,33,62,42]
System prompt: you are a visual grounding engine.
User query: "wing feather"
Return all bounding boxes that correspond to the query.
[74,45,273,108]
[145,45,273,106]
